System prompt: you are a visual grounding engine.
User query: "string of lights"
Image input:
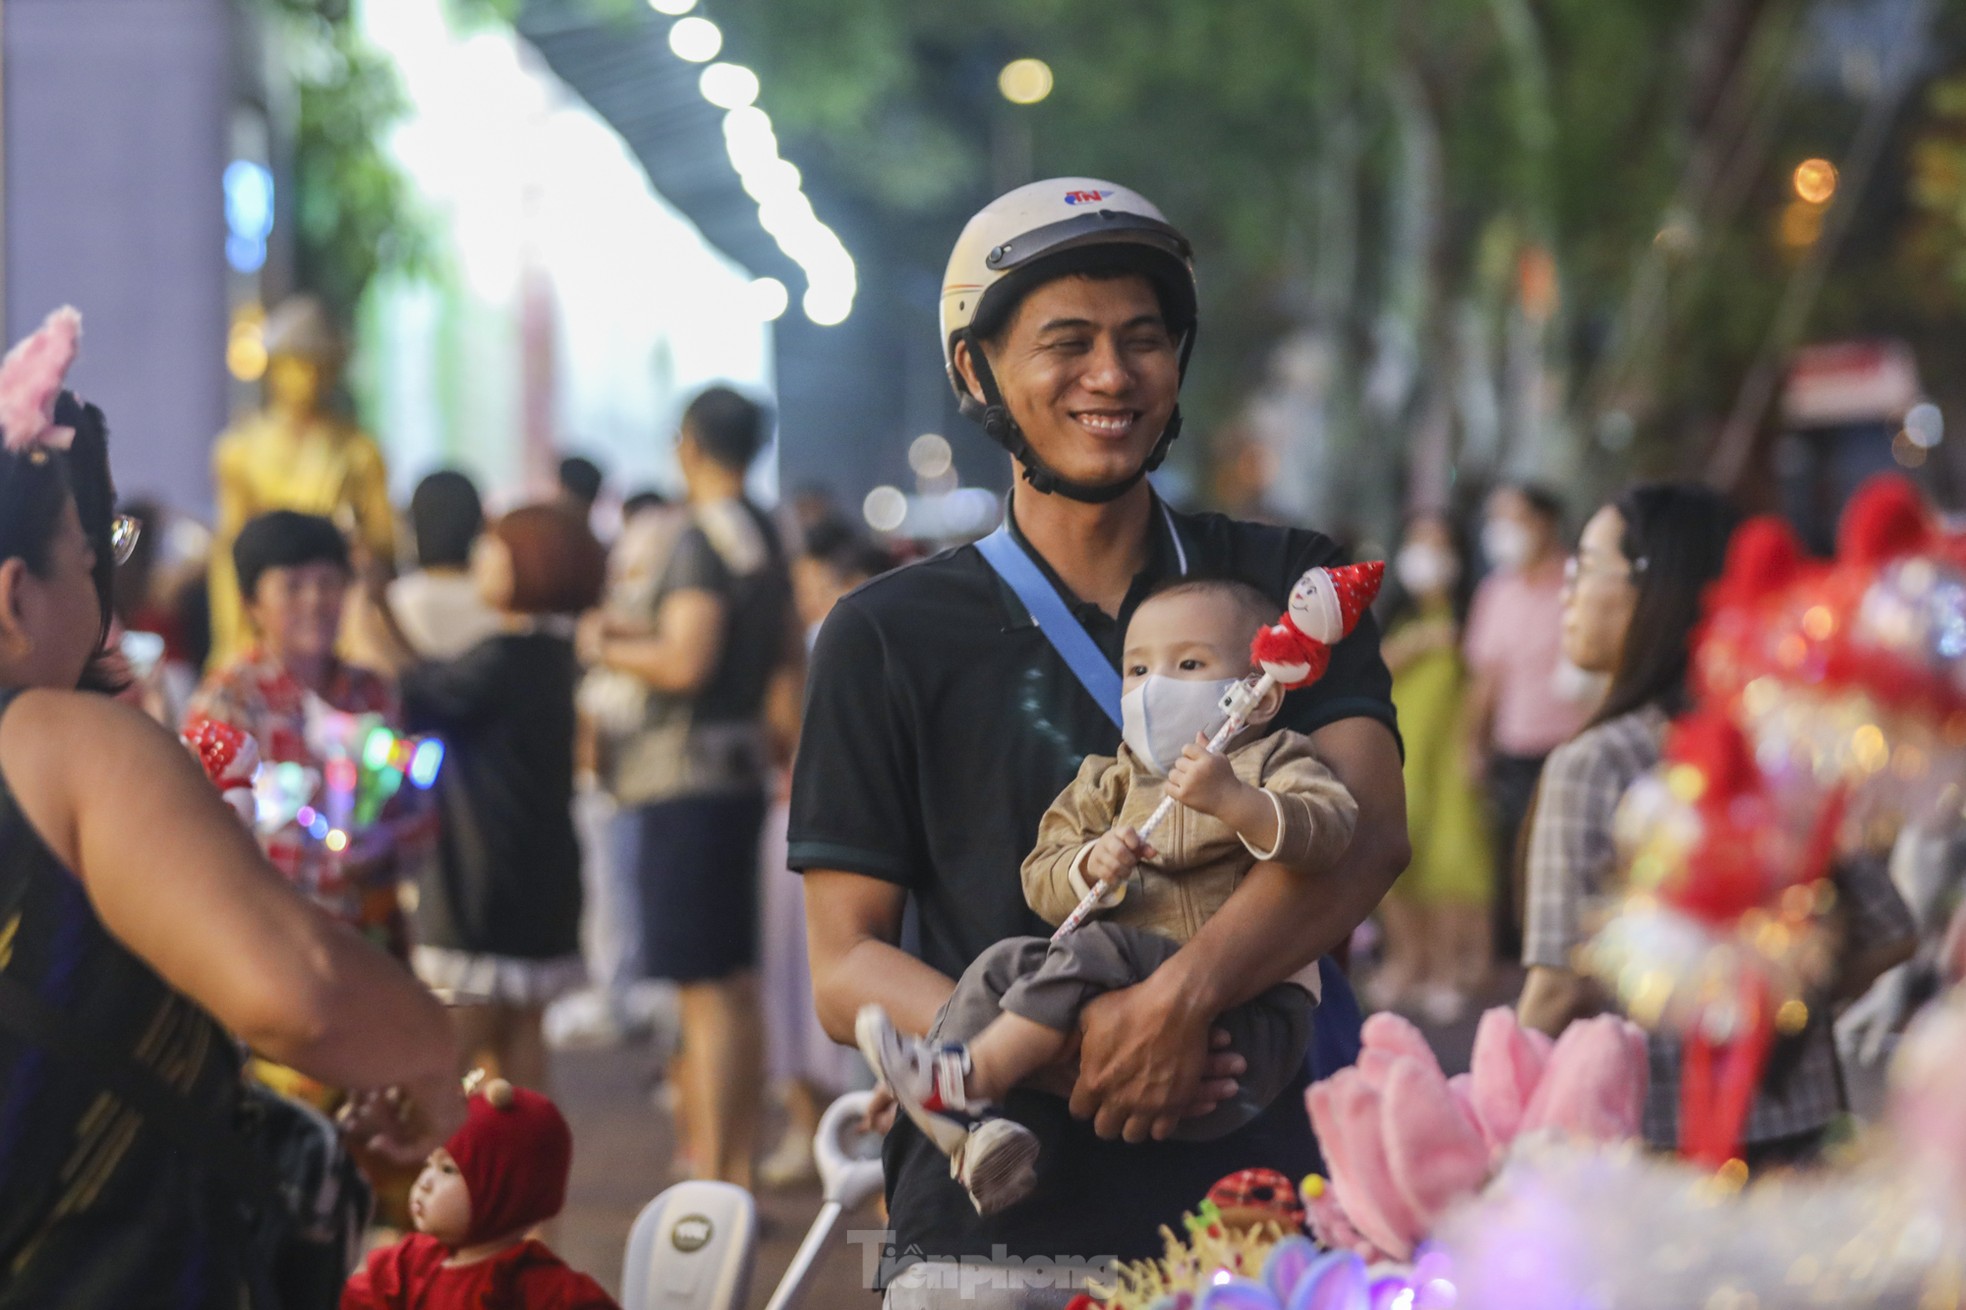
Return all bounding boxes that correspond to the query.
[648,0,857,326]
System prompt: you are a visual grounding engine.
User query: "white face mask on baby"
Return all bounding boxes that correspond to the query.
[1120,674,1239,776]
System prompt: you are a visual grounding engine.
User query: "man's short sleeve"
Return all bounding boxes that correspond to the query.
[786,597,923,886]
[661,527,732,601]
[1282,605,1398,740]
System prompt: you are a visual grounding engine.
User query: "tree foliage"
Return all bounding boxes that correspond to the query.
[244,0,445,324]
[708,0,1966,523]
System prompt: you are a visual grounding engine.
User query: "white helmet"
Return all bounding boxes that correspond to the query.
[940,178,1197,502]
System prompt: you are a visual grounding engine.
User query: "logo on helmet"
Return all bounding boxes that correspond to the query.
[1062,190,1108,205]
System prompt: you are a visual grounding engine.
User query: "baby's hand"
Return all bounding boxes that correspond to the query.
[1085,825,1155,888]
[1165,735,1243,819]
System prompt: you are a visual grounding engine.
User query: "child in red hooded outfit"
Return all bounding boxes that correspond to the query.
[342,1079,618,1310]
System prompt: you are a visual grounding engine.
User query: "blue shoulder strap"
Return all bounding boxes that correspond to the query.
[976,523,1123,728]
[975,502,1193,731]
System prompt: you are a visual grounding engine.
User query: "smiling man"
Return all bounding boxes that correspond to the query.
[790,179,1409,1309]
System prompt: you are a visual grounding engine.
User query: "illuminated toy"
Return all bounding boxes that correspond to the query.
[1442,985,1966,1310]
[1587,475,1966,1164]
[1430,476,1966,1306]
[296,701,443,855]
[1086,1203,1462,1310]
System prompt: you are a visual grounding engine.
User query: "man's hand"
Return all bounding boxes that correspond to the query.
[1070,972,1236,1142]
[1164,736,1247,821]
[1085,826,1154,888]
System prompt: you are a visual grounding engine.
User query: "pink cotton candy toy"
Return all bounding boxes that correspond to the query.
[1304,1008,1647,1263]
[0,306,81,453]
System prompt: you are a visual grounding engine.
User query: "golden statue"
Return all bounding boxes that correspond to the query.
[209,296,396,667]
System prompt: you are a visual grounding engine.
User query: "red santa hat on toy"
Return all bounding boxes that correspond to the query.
[444,1079,574,1246]
[1251,560,1384,689]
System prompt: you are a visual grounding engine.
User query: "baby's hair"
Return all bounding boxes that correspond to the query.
[1134,575,1277,648]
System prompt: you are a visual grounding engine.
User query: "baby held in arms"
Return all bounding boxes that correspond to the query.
[859,576,1361,1216]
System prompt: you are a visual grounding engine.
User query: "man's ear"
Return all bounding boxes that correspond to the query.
[0,558,33,659]
[952,337,990,408]
[1246,678,1287,728]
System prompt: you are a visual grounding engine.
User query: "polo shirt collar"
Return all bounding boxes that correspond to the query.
[993,490,1191,633]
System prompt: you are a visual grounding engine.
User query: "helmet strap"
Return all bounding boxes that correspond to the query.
[961,332,1181,505]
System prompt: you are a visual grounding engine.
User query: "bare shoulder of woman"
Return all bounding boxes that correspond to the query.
[0,688,191,871]
[0,686,460,1104]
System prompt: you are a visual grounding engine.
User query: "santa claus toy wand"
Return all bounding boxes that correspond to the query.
[1050,559,1384,941]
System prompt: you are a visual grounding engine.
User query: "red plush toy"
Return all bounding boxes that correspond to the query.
[1250,561,1384,688]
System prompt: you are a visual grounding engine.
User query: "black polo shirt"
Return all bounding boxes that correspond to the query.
[787,495,1396,1272]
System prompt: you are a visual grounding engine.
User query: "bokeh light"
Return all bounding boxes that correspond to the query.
[668,16,723,63]
[1792,157,1838,205]
[998,58,1054,105]
[863,485,908,533]
[909,433,954,479]
[716,104,856,324]
[227,307,268,382]
[1905,402,1944,450]
[746,276,790,322]
[699,62,759,110]
[647,0,696,12]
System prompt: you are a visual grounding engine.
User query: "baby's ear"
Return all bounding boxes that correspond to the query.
[1246,678,1286,727]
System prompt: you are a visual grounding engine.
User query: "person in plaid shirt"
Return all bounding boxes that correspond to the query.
[187,510,429,962]
[1517,484,1915,1167]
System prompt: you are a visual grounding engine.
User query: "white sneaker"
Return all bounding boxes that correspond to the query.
[757,1129,819,1190]
[855,1005,984,1155]
[543,990,625,1050]
[953,1116,1040,1215]
[1417,983,1469,1026]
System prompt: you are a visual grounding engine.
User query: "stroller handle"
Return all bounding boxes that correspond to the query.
[814,1091,886,1210]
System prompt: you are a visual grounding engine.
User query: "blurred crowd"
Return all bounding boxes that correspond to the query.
[109,297,1920,1212]
[112,306,905,1207]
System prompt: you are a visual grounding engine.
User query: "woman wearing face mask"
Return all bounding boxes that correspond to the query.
[1367,512,1492,1021]
[0,310,459,1307]
[1517,483,1915,1166]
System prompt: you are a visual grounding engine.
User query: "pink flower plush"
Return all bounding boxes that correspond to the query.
[1307,1070,1421,1260]
[1306,1008,1647,1262]
[1521,1015,1649,1142]
[1467,1007,1551,1153]
[0,307,80,453]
